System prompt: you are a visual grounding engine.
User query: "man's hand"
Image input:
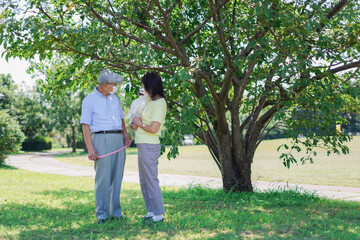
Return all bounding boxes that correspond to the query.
[123,135,132,147]
[82,124,100,161]
[88,147,100,161]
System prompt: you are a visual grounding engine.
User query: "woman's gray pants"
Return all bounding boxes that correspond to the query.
[93,133,125,220]
[137,143,165,215]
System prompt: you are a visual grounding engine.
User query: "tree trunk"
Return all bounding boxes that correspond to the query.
[71,125,76,153]
[213,99,254,192]
[218,136,254,192]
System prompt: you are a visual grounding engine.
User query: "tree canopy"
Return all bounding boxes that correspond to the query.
[1,0,359,192]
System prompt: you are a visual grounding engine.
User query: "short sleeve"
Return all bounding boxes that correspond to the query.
[120,106,125,120]
[80,97,92,125]
[150,99,167,124]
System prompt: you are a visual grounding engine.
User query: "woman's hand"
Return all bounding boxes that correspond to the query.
[130,123,138,130]
[132,117,142,126]
[132,117,161,134]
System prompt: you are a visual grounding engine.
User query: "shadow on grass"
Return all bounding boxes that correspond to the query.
[1,186,359,239]
[0,164,17,170]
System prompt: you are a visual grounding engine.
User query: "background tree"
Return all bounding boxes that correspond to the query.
[13,86,52,139]
[0,110,25,165]
[1,0,359,192]
[34,57,93,152]
[0,74,24,165]
[0,73,52,150]
[0,74,17,112]
[47,89,84,152]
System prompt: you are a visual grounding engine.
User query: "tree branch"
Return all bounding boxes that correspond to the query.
[85,1,176,55]
[154,0,190,66]
[317,0,350,32]
[233,59,257,106]
[192,74,218,127]
[255,59,360,139]
[165,0,181,17]
[109,13,173,47]
[239,115,251,134]
[245,96,268,145]
[343,66,360,83]
[256,120,278,148]
[208,0,233,67]
[108,63,177,75]
[328,60,360,74]
[180,17,210,45]
[196,70,220,103]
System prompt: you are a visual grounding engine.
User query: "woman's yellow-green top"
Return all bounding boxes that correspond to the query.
[135,98,167,144]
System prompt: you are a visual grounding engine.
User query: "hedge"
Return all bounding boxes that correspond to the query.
[21,136,52,151]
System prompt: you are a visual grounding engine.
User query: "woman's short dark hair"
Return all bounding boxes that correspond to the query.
[141,71,166,100]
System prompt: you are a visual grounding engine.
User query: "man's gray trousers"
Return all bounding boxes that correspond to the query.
[93,133,125,220]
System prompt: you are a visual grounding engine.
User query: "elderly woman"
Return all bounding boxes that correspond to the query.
[131,71,167,223]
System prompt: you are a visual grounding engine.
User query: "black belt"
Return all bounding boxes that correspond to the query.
[94,130,123,134]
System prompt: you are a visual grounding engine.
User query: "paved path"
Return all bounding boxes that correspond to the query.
[5,151,360,202]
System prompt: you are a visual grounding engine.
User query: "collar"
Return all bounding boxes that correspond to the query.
[94,87,115,99]
[94,87,106,97]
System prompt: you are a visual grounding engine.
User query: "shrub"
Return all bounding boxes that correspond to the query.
[21,136,52,151]
[0,110,25,165]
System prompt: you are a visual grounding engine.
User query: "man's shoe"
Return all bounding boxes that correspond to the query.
[112,216,124,221]
[97,219,106,224]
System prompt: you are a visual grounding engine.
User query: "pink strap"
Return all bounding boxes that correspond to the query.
[89,129,134,160]
[98,145,128,158]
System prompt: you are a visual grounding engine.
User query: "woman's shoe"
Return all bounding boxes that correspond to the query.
[143,215,164,223]
[143,212,154,221]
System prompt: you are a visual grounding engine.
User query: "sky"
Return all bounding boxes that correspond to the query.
[0,56,35,88]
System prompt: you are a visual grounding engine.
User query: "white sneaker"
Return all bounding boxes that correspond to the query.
[143,212,154,219]
[143,214,164,223]
[151,215,164,222]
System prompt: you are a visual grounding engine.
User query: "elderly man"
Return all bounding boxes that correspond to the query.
[80,69,130,224]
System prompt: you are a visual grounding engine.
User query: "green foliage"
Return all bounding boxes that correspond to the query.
[1,74,51,139]
[0,74,17,112]
[0,110,24,165]
[0,169,359,239]
[13,88,52,138]
[46,87,85,152]
[21,136,52,151]
[1,0,360,190]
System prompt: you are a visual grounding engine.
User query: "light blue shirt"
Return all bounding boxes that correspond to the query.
[80,87,125,133]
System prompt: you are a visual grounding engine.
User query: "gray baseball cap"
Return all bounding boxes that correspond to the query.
[97,69,124,84]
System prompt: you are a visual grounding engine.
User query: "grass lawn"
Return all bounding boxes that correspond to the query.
[55,136,360,187]
[0,166,359,239]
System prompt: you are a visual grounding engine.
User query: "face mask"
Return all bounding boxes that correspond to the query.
[109,85,118,95]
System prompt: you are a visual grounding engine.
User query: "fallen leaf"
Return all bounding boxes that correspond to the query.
[312,209,319,215]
